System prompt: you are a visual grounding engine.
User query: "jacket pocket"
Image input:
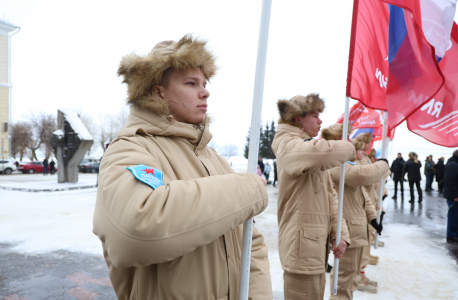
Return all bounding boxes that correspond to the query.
[298,227,328,268]
[348,218,368,247]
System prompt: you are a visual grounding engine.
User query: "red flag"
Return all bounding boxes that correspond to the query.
[346,0,446,128]
[406,23,458,147]
[346,0,389,111]
[337,102,384,128]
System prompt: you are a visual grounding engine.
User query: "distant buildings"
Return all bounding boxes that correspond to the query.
[0,20,19,160]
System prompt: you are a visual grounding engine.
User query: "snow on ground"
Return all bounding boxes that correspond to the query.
[0,188,102,255]
[0,173,98,190]
[0,179,457,299]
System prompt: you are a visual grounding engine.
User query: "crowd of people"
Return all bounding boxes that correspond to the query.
[92,35,456,300]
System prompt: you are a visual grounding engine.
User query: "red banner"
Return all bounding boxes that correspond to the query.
[406,23,458,147]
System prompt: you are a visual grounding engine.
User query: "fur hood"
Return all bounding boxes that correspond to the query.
[321,123,353,141]
[351,138,365,150]
[277,94,325,127]
[354,132,373,143]
[118,34,217,116]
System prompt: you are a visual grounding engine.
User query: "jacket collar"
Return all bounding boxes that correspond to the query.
[277,124,311,140]
[118,107,212,151]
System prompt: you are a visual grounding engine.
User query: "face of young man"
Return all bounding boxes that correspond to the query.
[295,110,322,137]
[155,68,209,124]
[364,142,371,151]
[356,149,365,161]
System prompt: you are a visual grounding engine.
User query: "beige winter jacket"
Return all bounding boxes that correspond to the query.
[93,108,272,300]
[271,124,355,275]
[329,161,389,248]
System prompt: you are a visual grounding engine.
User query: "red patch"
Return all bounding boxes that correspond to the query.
[142,168,155,175]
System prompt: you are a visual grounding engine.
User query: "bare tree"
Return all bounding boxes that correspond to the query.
[220,144,239,160]
[29,113,57,160]
[11,122,33,161]
[98,109,129,152]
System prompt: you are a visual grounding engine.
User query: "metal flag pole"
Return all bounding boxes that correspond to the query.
[332,95,351,295]
[239,0,272,299]
[375,111,388,249]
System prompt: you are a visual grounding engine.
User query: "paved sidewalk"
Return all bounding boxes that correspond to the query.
[0,244,116,300]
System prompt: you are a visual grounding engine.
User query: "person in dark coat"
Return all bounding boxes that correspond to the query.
[49,159,56,175]
[435,157,445,193]
[43,157,49,175]
[391,152,405,199]
[257,157,265,174]
[273,160,278,187]
[424,155,435,191]
[443,150,458,241]
[402,152,422,203]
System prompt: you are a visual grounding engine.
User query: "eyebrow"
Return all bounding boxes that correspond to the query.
[182,76,205,81]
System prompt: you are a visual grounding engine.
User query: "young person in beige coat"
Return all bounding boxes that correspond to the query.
[92,35,272,300]
[325,136,389,300]
[271,95,355,300]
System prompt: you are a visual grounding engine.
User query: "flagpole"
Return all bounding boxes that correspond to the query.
[239,0,272,299]
[375,111,388,249]
[332,95,351,295]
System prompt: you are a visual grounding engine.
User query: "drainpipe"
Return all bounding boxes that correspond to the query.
[8,26,20,160]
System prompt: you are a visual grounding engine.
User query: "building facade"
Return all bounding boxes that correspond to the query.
[0,20,19,160]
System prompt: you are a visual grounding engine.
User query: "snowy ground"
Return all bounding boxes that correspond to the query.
[0,177,457,299]
[0,173,98,191]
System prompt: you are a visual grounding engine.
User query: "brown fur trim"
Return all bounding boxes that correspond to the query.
[321,123,353,141]
[277,94,325,123]
[118,34,217,115]
[352,138,365,150]
[354,132,373,143]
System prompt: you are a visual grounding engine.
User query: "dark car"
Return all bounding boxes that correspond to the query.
[79,162,99,173]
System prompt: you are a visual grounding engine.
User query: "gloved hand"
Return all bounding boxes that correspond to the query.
[380,211,385,227]
[382,194,387,201]
[378,158,389,165]
[371,219,383,235]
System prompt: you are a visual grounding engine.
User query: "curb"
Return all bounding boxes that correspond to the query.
[0,185,97,192]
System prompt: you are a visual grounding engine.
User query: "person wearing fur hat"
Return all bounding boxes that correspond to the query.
[352,133,389,292]
[93,35,273,299]
[271,94,355,299]
[325,135,389,300]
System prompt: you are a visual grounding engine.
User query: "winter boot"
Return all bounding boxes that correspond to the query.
[357,273,378,294]
[369,255,379,265]
[358,271,378,287]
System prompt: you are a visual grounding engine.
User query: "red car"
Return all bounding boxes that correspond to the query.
[18,162,57,174]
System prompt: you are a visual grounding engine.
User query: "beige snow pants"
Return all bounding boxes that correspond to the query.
[283,271,326,300]
[329,247,363,300]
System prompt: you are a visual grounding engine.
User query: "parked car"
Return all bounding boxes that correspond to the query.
[0,159,17,175]
[79,162,99,173]
[79,158,99,166]
[19,161,57,174]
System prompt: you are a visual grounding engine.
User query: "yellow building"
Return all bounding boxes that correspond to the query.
[0,20,19,160]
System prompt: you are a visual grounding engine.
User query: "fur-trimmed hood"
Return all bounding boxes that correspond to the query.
[354,132,373,143]
[118,34,217,116]
[321,123,353,141]
[277,94,325,127]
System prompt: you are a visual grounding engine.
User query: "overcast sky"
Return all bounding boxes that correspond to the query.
[2,0,458,162]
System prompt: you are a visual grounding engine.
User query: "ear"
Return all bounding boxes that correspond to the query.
[153,85,164,99]
[294,116,302,124]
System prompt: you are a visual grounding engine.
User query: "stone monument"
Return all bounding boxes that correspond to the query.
[51,109,93,183]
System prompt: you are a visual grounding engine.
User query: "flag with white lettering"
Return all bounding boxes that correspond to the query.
[406,23,458,147]
[346,0,456,129]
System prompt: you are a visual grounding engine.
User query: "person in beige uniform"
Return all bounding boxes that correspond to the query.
[327,138,389,300]
[93,35,273,300]
[271,95,355,300]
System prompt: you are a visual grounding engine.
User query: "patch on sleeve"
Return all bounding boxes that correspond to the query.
[346,161,357,165]
[126,164,164,189]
